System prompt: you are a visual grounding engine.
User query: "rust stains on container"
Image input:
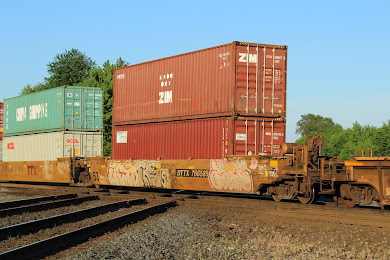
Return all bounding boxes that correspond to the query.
[111,117,285,160]
[113,41,287,125]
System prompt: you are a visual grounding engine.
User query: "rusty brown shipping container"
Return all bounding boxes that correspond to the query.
[112,117,285,160]
[113,41,287,125]
[0,102,3,140]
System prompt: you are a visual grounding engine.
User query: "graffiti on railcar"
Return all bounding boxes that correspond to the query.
[257,164,278,178]
[249,158,258,170]
[42,161,54,181]
[107,160,169,188]
[209,158,253,192]
[57,161,71,176]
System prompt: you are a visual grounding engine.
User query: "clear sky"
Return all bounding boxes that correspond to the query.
[0,0,389,142]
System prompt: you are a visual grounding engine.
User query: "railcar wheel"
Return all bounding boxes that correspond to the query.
[333,196,344,205]
[272,194,282,202]
[343,199,356,208]
[297,187,316,204]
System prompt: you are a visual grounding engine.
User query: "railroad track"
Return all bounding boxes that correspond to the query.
[2,183,390,259]
[2,182,389,214]
[182,195,390,228]
[0,191,179,260]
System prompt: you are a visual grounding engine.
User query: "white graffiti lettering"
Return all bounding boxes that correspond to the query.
[107,160,169,188]
[209,158,253,192]
[258,164,278,178]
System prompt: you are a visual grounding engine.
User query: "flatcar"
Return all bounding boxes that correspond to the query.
[1,135,389,209]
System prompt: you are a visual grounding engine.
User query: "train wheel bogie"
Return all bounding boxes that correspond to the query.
[297,189,316,204]
[297,182,317,204]
[340,184,378,208]
[272,194,282,202]
[270,183,296,202]
[343,199,356,208]
[79,170,93,187]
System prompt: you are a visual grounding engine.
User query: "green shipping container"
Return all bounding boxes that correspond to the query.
[4,86,103,136]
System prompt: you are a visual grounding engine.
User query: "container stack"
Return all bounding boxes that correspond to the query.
[2,86,103,162]
[112,41,287,160]
[0,102,3,160]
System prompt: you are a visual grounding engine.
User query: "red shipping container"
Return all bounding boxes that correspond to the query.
[113,41,287,125]
[111,117,286,160]
[0,102,3,140]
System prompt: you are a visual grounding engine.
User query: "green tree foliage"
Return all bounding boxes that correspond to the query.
[20,82,48,95]
[21,49,96,94]
[296,115,390,160]
[326,123,378,159]
[374,121,390,156]
[79,58,129,156]
[19,48,128,157]
[46,48,96,88]
[295,113,343,146]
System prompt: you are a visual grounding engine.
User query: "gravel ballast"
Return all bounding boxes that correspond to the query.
[58,207,390,259]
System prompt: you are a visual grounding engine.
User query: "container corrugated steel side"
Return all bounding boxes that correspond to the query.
[111,117,285,160]
[0,102,3,140]
[113,41,287,125]
[4,86,103,136]
[2,131,102,162]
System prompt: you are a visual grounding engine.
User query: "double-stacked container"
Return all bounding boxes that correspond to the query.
[2,86,103,162]
[0,102,3,160]
[112,41,287,160]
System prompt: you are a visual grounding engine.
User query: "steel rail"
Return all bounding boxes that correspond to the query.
[0,198,147,241]
[0,201,178,260]
[0,194,77,210]
[0,196,99,217]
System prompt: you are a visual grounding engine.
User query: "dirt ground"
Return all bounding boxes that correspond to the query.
[56,205,390,259]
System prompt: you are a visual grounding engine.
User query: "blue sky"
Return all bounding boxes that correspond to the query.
[0,0,389,142]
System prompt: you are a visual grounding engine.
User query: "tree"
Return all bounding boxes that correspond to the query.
[21,49,96,94]
[18,49,129,156]
[295,114,390,159]
[295,113,343,145]
[326,123,378,159]
[46,48,96,88]
[373,121,390,156]
[20,82,49,95]
[79,57,129,156]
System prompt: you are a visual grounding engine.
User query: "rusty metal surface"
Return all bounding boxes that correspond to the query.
[89,156,278,194]
[113,42,287,125]
[1,135,390,208]
[344,157,390,206]
[0,159,72,183]
[112,117,286,160]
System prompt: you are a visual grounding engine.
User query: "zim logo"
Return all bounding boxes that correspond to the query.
[238,53,258,64]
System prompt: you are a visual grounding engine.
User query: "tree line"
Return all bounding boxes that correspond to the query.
[21,49,390,159]
[21,49,129,156]
[295,114,390,159]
